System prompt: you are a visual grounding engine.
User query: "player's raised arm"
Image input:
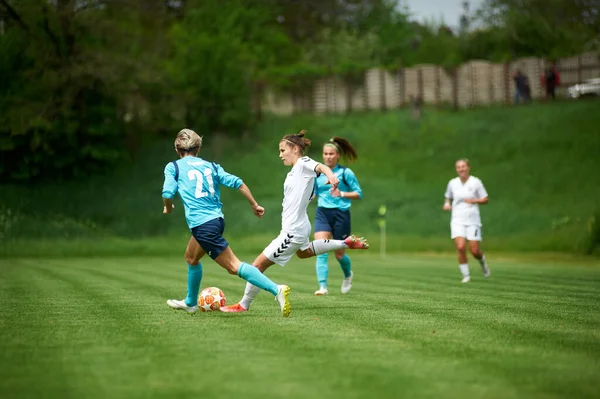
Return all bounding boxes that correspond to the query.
[213,163,264,218]
[238,183,264,218]
[315,163,339,189]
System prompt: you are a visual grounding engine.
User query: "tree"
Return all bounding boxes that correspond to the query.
[165,0,295,135]
[0,0,145,180]
[476,0,600,58]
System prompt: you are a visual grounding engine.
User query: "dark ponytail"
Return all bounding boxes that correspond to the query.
[328,136,358,162]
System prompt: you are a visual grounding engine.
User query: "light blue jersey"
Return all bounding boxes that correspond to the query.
[315,164,362,211]
[162,156,242,229]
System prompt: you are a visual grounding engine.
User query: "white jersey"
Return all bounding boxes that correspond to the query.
[281,156,320,235]
[445,176,488,226]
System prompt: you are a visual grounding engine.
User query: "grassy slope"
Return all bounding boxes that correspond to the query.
[1,100,599,255]
[0,254,599,398]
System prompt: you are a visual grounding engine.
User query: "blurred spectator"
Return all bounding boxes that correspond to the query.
[513,69,530,104]
[541,62,560,100]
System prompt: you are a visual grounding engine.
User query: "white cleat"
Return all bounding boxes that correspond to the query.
[341,271,353,294]
[314,287,329,296]
[461,276,471,283]
[167,299,198,313]
[275,285,291,317]
[481,263,491,278]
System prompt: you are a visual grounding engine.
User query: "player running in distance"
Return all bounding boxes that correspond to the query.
[443,158,491,283]
[162,128,291,316]
[313,137,363,296]
[221,130,369,314]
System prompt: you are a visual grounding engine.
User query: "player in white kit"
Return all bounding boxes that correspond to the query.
[221,130,369,313]
[443,158,491,283]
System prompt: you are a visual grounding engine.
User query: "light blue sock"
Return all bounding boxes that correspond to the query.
[184,262,203,307]
[338,254,352,278]
[237,263,278,296]
[316,253,329,288]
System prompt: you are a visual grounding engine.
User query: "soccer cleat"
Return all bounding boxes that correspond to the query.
[220,303,248,313]
[275,285,291,317]
[167,299,198,313]
[461,276,471,283]
[481,263,491,278]
[314,287,329,296]
[341,271,353,294]
[344,235,369,250]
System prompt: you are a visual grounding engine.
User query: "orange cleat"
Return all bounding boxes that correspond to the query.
[344,235,369,250]
[220,303,248,313]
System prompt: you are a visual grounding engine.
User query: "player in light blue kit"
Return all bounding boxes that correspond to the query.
[313,137,363,295]
[162,129,291,316]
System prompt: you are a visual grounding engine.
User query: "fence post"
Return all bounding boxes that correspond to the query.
[345,79,352,114]
[380,69,387,111]
[362,70,368,110]
[418,67,424,104]
[504,62,510,105]
[488,64,493,104]
[435,67,441,106]
[398,67,405,107]
[452,68,459,110]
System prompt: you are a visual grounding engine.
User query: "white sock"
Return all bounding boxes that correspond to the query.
[459,263,470,277]
[239,282,261,310]
[478,254,487,266]
[310,239,347,255]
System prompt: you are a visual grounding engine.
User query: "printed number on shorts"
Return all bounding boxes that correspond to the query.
[188,168,215,198]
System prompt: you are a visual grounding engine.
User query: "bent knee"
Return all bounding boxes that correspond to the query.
[470,248,482,257]
[297,251,311,259]
[334,249,345,259]
[221,261,240,275]
[184,254,200,266]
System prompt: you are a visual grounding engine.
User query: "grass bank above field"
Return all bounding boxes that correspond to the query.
[1,100,600,256]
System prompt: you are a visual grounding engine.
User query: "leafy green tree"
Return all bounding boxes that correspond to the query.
[0,0,134,180]
[476,0,600,58]
[165,0,295,135]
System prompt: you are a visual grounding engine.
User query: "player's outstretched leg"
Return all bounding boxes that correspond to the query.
[308,235,369,256]
[167,262,203,314]
[344,235,369,250]
[230,263,291,318]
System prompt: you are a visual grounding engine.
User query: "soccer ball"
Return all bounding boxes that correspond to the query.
[198,287,226,312]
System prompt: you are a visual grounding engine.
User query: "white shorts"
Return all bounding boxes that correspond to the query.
[263,230,310,266]
[451,223,482,241]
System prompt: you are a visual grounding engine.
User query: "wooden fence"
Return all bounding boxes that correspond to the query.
[260,52,600,115]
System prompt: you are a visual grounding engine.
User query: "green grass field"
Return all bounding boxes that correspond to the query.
[2,252,599,399]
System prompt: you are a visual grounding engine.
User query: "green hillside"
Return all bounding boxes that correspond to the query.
[2,100,600,255]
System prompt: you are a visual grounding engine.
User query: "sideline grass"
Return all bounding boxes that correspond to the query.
[1,253,599,398]
[2,100,600,253]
